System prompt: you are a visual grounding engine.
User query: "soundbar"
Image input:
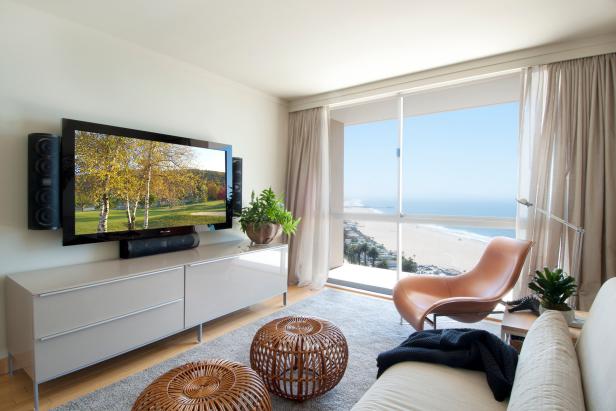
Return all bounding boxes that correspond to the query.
[119,232,200,259]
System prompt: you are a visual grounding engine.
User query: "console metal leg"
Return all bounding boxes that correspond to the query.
[197,323,203,343]
[282,292,287,306]
[7,352,13,376]
[399,315,404,325]
[433,313,437,330]
[33,381,39,411]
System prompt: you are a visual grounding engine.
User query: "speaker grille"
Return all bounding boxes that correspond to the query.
[28,133,61,230]
[232,157,242,216]
[35,158,53,176]
[34,137,54,156]
[34,207,55,227]
[35,188,55,205]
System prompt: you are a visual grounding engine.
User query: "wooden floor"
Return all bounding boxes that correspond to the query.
[0,285,321,411]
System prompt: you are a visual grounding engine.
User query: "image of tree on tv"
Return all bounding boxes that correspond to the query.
[74,131,227,235]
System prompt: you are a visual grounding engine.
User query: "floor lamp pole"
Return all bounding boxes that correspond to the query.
[517,198,585,306]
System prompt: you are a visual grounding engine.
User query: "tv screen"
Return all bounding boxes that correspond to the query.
[61,119,232,246]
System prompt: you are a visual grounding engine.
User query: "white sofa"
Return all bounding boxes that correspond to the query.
[353,278,616,411]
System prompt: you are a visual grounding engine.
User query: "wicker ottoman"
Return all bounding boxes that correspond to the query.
[132,359,271,411]
[250,316,348,401]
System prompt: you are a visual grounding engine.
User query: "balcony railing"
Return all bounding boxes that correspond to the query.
[341,212,515,229]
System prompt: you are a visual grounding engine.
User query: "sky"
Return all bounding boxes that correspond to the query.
[190,146,226,172]
[343,102,519,206]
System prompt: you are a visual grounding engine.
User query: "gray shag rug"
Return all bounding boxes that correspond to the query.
[53,288,498,411]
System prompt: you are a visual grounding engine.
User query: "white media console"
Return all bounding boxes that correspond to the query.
[5,240,288,410]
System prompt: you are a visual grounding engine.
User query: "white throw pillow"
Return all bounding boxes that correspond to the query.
[507,310,585,411]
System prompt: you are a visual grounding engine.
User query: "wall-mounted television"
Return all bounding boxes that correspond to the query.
[61,119,232,246]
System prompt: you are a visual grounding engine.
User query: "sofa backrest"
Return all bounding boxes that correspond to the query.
[507,310,585,411]
[576,277,616,411]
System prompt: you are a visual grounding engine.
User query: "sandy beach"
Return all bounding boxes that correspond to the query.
[344,207,489,272]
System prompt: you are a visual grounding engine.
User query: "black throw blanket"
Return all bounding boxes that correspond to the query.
[377,329,518,401]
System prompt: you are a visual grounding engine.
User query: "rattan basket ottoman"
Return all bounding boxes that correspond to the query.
[132,359,271,411]
[250,316,348,401]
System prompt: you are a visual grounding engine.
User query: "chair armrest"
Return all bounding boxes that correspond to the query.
[393,275,451,299]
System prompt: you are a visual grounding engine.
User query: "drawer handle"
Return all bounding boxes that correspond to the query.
[39,298,183,341]
[184,245,288,268]
[38,267,183,297]
[188,255,239,267]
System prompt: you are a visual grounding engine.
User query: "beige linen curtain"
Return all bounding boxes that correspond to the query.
[516,53,616,309]
[286,107,330,289]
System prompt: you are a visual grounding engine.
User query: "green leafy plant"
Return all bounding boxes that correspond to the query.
[239,188,300,236]
[528,267,577,311]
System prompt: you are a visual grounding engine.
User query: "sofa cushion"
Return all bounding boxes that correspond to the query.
[352,361,507,411]
[507,310,585,411]
[576,277,616,410]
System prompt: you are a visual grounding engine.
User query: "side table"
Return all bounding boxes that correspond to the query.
[501,310,588,344]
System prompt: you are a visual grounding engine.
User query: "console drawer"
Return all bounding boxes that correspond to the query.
[34,298,183,382]
[185,248,287,327]
[33,266,184,338]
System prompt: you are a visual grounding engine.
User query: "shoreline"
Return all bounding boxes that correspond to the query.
[344,206,498,242]
[344,206,489,272]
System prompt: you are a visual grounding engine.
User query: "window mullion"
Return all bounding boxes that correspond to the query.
[396,95,404,283]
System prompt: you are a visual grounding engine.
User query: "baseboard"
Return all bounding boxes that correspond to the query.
[0,355,8,375]
[326,282,393,300]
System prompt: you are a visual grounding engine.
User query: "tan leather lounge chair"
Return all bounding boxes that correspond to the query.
[393,237,532,331]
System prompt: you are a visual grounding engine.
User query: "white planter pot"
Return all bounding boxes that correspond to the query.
[539,305,575,325]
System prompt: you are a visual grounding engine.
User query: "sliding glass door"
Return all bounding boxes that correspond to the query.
[330,97,401,293]
[400,101,518,275]
[329,74,520,293]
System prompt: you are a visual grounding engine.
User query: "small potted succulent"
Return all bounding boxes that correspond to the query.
[528,267,577,324]
[239,188,300,245]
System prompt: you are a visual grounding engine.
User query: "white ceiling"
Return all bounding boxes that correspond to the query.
[19,0,616,100]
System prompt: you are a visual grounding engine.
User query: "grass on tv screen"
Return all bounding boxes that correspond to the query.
[74,131,227,235]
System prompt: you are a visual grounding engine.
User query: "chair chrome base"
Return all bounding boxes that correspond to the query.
[424,310,504,330]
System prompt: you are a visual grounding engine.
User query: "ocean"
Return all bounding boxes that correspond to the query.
[344,198,516,239]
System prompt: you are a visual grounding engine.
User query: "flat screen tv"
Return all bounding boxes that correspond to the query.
[61,119,232,246]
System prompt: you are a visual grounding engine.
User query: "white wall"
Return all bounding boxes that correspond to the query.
[0,1,289,358]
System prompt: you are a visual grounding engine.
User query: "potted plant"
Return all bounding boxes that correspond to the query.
[239,188,300,245]
[528,267,577,324]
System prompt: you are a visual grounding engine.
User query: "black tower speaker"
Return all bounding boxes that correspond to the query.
[119,232,200,259]
[232,157,242,216]
[28,133,61,230]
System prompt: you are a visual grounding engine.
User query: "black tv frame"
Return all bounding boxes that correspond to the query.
[61,118,233,246]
